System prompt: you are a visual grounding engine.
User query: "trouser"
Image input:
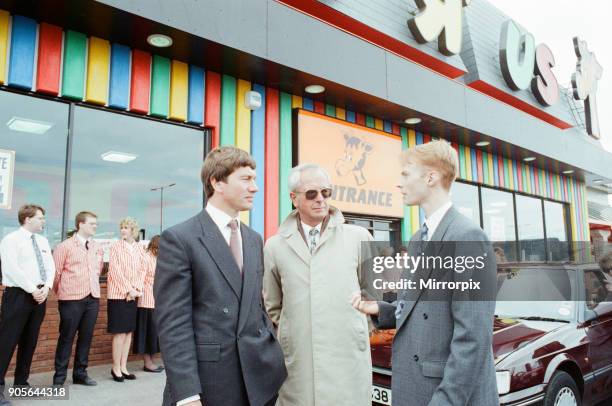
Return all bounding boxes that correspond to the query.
[0,287,46,386]
[53,295,99,382]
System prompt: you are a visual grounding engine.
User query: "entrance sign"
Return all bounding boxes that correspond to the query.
[408,0,470,56]
[0,149,15,209]
[571,37,603,139]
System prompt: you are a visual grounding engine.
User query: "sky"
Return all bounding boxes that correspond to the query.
[487,0,612,154]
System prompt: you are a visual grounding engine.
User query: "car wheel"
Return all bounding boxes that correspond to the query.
[543,371,581,406]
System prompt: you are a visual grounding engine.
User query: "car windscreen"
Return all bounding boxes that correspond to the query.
[495,268,576,322]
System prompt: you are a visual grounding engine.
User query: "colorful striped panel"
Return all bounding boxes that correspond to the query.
[423,134,431,144]
[150,55,170,118]
[355,113,365,126]
[291,95,302,109]
[400,127,411,239]
[187,65,205,125]
[62,30,87,100]
[36,23,62,95]
[458,145,466,179]
[470,148,478,183]
[482,151,490,185]
[464,146,472,181]
[279,92,293,222]
[8,15,37,90]
[85,37,110,105]
[236,79,252,168]
[383,120,392,133]
[169,60,188,121]
[130,49,151,114]
[476,150,484,183]
[108,43,131,109]
[512,160,519,192]
[205,71,221,148]
[0,10,8,84]
[366,116,375,128]
[374,118,383,131]
[488,153,495,186]
[314,101,324,114]
[336,107,346,120]
[220,74,237,145]
[346,110,356,123]
[325,104,335,117]
[408,130,420,235]
[302,97,314,111]
[392,123,400,135]
[251,83,266,237]
[265,88,280,239]
[416,132,423,145]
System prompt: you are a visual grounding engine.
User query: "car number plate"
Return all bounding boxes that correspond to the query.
[372,385,392,405]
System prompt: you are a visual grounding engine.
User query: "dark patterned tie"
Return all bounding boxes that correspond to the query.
[420,223,429,242]
[228,220,243,272]
[31,234,47,283]
[308,228,319,254]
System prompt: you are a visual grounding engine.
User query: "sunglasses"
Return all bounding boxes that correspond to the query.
[295,188,333,200]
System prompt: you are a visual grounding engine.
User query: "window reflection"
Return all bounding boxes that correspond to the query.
[69,107,205,245]
[481,188,516,262]
[0,91,68,247]
[516,195,545,262]
[450,181,480,224]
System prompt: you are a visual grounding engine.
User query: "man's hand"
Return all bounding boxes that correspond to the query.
[32,287,48,304]
[351,291,380,316]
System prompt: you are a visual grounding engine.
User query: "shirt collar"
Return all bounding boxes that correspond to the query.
[301,221,322,236]
[75,233,90,246]
[424,201,452,238]
[20,227,34,238]
[206,203,240,231]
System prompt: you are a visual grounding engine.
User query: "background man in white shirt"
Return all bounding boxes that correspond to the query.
[0,204,55,406]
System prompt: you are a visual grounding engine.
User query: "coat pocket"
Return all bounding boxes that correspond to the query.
[420,360,447,378]
[196,343,221,362]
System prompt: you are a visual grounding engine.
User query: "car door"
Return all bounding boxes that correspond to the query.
[583,268,612,403]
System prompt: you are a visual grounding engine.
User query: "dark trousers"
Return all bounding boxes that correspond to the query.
[0,287,46,386]
[53,295,99,382]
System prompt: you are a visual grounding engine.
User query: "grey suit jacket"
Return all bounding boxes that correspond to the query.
[374,207,499,406]
[153,210,287,406]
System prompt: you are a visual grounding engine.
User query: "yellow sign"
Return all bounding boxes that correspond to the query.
[296,110,403,217]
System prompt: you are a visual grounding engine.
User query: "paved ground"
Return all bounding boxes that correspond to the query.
[3,360,166,406]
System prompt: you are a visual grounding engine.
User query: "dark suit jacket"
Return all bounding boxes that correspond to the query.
[153,210,287,406]
[374,207,499,406]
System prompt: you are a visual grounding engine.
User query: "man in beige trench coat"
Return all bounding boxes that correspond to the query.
[263,163,374,406]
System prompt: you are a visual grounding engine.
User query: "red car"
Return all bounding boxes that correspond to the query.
[371,263,612,406]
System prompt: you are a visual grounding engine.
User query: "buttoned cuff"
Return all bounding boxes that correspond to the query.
[176,395,200,405]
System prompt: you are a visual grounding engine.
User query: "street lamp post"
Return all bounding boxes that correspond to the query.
[151,182,176,235]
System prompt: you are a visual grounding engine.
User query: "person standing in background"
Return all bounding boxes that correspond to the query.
[107,217,145,382]
[52,211,103,387]
[0,204,55,406]
[133,235,163,373]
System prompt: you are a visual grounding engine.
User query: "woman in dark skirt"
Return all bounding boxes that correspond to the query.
[133,235,164,372]
[107,217,146,382]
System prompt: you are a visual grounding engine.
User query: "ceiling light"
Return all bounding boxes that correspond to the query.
[404,117,422,125]
[6,117,53,134]
[562,170,574,174]
[304,85,325,94]
[523,156,536,162]
[101,151,138,163]
[147,34,173,48]
[475,141,490,147]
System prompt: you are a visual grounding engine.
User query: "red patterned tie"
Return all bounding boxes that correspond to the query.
[228,219,243,273]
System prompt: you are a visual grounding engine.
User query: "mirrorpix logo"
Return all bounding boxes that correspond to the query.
[334,134,373,186]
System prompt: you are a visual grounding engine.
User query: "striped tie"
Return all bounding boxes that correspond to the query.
[31,234,47,283]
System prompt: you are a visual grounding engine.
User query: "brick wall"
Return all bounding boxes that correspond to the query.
[1,281,145,376]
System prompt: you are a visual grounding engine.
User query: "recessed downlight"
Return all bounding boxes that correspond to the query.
[475,141,490,147]
[523,156,536,162]
[404,117,422,125]
[305,85,325,94]
[562,170,574,174]
[147,34,173,48]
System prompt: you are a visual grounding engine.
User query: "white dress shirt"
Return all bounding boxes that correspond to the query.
[423,201,453,241]
[177,204,242,406]
[0,227,56,293]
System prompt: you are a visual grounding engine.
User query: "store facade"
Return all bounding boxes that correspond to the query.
[0,0,611,372]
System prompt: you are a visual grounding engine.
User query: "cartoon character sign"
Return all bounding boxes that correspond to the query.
[335,134,373,186]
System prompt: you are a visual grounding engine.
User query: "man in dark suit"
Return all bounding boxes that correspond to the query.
[154,146,287,406]
[352,140,498,405]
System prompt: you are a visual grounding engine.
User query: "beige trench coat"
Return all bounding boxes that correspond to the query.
[264,207,373,406]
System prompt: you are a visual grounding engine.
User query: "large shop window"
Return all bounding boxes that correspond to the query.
[516,195,546,261]
[450,181,480,225]
[69,107,205,242]
[544,200,570,261]
[481,188,516,262]
[0,92,68,247]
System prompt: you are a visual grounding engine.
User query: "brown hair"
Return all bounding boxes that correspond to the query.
[147,235,160,256]
[201,146,256,198]
[18,204,45,225]
[75,211,97,230]
[400,140,458,190]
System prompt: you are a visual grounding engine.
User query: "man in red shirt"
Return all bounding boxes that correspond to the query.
[52,212,103,386]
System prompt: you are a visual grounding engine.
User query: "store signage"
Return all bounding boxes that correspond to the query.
[0,149,15,210]
[408,0,471,56]
[296,110,403,217]
[571,37,603,139]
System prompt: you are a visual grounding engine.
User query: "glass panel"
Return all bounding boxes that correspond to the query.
[544,200,570,261]
[516,195,545,262]
[373,229,389,241]
[481,188,516,262]
[0,91,69,247]
[584,268,612,311]
[450,181,479,224]
[69,107,204,246]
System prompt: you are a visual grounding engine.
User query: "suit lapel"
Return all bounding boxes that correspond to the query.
[237,224,257,335]
[396,207,459,331]
[197,210,242,299]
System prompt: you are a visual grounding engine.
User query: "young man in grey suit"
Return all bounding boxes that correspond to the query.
[154,146,287,406]
[352,140,499,405]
